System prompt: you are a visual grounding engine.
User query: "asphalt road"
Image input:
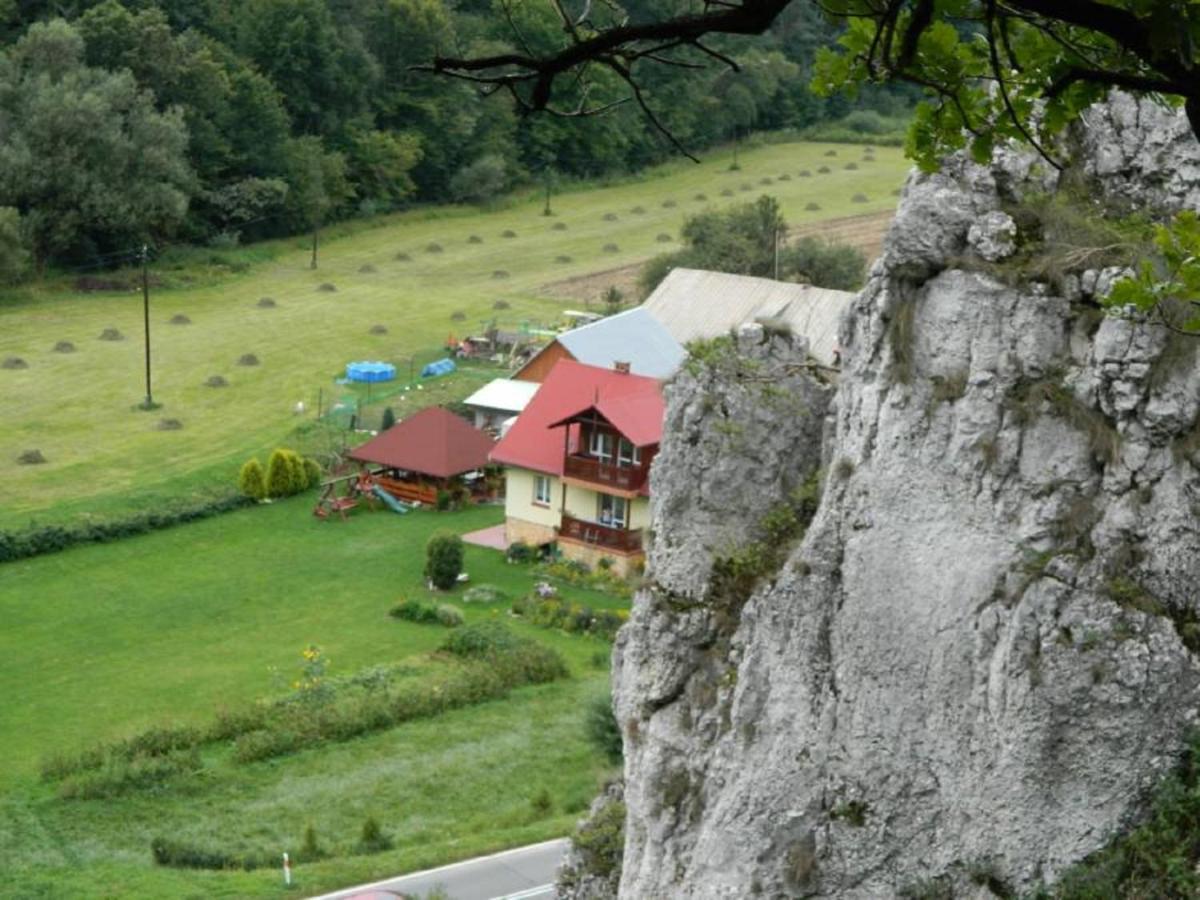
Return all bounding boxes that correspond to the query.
[308,838,568,900]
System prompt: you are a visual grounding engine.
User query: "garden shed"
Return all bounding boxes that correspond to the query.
[348,406,497,506]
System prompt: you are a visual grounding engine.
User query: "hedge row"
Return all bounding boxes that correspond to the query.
[44,625,570,786]
[0,493,252,565]
[511,596,629,642]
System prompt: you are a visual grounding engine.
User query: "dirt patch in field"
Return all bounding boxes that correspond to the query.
[538,210,894,302]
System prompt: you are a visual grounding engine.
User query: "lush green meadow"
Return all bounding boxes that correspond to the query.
[0,140,909,530]
[0,499,629,897]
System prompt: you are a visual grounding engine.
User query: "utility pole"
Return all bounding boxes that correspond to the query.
[730,127,740,171]
[140,244,155,409]
[774,227,780,281]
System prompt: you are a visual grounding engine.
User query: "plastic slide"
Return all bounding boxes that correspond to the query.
[372,485,410,514]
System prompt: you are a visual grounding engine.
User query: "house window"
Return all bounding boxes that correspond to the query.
[589,429,614,461]
[533,475,552,505]
[617,438,641,468]
[597,493,628,528]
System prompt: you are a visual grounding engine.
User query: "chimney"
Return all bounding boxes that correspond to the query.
[614,360,631,374]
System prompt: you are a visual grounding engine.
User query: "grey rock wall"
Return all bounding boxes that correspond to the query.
[605,95,1200,898]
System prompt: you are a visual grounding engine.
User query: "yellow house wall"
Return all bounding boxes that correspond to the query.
[504,468,562,529]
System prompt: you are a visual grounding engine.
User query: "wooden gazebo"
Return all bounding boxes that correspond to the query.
[348,406,497,505]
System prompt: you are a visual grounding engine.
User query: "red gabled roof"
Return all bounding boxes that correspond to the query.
[490,359,664,477]
[349,406,495,478]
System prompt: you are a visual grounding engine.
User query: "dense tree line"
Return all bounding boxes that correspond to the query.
[0,0,910,278]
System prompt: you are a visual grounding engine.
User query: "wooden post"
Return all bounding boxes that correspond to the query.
[141,244,154,408]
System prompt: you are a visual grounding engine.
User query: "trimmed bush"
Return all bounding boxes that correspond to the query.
[389,597,440,624]
[436,604,465,627]
[239,459,266,499]
[302,457,322,488]
[506,541,537,563]
[425,531,464,590]
[265,449,306,498]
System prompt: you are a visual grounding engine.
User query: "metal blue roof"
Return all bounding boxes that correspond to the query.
[554,307,685,379]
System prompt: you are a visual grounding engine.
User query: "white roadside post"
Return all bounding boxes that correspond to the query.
[283,851,292,886]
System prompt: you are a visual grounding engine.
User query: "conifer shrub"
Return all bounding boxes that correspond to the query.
[302,457,322,489]
[238,459,266,500]
[381,407,396,430]
[265,450,294,498]
[357,816,393,853]
[425,531,464,589]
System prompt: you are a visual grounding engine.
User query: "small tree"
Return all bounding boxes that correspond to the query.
[302,456,322,489]
[381,407,396,430]
[425,530,464,590]
[238,458,267,500]
[602,285,623,315]
[265,449,293,498]
[284,450,307,494]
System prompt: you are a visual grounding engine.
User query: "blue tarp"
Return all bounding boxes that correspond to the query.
[345,361,396,383]
[420,358,456,378]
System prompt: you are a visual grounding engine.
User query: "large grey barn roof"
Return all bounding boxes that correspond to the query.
[556,306,685,378]
[641,268,855,365]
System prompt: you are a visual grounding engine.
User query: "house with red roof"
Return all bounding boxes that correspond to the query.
[349,406,496,506]
[490,358,664,576]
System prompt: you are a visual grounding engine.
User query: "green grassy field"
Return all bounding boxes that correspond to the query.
[0,499,628,897]
[0,140,909,530]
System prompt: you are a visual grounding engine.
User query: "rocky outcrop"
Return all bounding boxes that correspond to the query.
[604,96,1200,898]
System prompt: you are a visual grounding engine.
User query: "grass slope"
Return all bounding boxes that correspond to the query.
[0,141,908,529]
[0,500,622,897]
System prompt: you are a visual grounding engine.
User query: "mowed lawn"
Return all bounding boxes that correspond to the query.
[0,500,625,898]
[0,140,909,529]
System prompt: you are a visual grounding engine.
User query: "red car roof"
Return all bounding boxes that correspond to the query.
[490,359,664,477]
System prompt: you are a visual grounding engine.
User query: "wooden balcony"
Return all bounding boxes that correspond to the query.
[563,454,650,493]
[558,513,643,554]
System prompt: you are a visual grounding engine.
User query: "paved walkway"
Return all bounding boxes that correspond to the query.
[462,523,507,551]
[308,838,567,900]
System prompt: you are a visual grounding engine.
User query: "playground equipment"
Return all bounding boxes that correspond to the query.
[345,361,396,383]
[371,484,412,514]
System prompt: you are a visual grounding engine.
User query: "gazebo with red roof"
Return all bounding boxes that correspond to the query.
[349,406,496,506]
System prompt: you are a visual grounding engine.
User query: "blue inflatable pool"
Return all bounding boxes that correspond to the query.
[345,361,396,383]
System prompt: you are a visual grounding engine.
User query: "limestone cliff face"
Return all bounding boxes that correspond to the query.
[610,97,1200,898]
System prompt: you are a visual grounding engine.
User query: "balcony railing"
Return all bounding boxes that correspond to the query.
[563,454,650,492]
[559,514,643,554]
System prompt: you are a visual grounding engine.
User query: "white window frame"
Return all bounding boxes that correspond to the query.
[617,438,641,468]
[597,493,628,528]
[589,429,614,462]
[533,474,552,505]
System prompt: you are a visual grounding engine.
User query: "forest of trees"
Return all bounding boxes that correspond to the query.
[0,0,912,278]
